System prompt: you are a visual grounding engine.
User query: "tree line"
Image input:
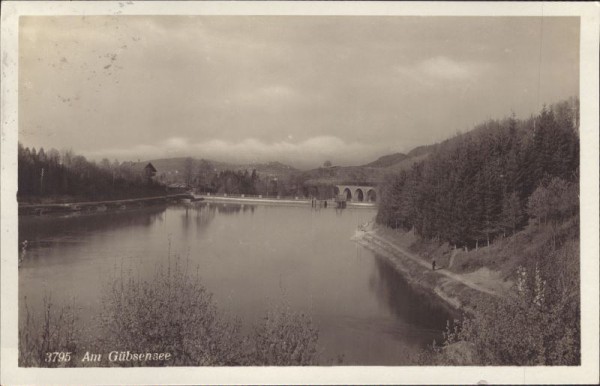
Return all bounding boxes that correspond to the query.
[18,144,165,203]
[172,157,308,197]
[376,97,579,249]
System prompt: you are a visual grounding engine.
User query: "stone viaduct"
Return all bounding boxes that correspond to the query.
[334,185,378,203]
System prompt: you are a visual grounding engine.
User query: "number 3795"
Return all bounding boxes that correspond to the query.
[45,352,72,362]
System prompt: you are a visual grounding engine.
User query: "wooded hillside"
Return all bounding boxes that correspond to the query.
[377,97,579,249]
[18,145,165,203]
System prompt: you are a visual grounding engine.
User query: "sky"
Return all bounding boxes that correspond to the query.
[19,16,579,169]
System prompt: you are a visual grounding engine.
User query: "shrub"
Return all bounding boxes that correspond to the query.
[21,248,322,367]
[19,295,80,367]
[248,300,319,366]
[424,262,579,366]
[527,177,578,226]
[98,251,321,366]
[98,255,244,366]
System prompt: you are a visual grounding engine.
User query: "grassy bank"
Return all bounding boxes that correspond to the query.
[358,215,580,365]
[355,223,502,314]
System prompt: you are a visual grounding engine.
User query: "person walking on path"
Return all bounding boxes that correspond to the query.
[432,258,436,271]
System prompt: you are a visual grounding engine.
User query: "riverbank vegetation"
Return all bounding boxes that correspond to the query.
[415,216,579,365]
[377,98,580,365]
[18,295,80,367]
[18,144,165,204]
[179,159,333,199]
[19,252,320,367]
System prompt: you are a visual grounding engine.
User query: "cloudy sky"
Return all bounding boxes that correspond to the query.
[19,16,579,168]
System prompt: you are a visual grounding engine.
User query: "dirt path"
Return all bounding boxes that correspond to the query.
[448,248,458,269]
[358,230,500,298]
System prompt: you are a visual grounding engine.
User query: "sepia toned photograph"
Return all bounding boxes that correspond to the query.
[1,2,599,384]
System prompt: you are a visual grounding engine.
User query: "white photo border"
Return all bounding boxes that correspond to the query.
[1,1,598,384]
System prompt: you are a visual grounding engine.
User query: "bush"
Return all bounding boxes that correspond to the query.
[97,251,320,366]
[527,177,578,225]
[20,248,322,367]
[249,301,319,366]
[422,261,579,366]
[19,295,80,367]
[99,255,245,366]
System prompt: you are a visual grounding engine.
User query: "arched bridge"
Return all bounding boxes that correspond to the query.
[335,185,378,203]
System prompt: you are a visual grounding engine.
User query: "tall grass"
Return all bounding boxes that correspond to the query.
[249,300,319,366]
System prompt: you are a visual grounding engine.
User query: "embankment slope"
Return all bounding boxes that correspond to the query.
[354,223,513,313]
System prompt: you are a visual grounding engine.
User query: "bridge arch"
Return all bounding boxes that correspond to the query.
[343,188,352,201]
[335,184,378,203]
[367,189,377,202]
[354,188,364,202]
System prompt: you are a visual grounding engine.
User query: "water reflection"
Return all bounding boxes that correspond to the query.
[192,204,216,231]
[172,202,257,232]
[19,206,166,247]
[369,254,457,330]
[213,203,256,215]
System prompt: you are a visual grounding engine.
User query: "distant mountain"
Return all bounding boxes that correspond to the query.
[407,144,437,158]
[299,165,385,186]
[146,157,227,174]
[292,147,438,187]
[146,157,298,182]
[246,161,297,177]
[146,144,436,186]
[383,151,430,172]
[362,152,408,168]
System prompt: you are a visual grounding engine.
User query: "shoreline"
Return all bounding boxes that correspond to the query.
[353,223,505,313]
[196,195,377,208]
[18,194,196,216]
[18,194,377,216]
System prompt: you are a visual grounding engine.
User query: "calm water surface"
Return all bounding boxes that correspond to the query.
[19,203,453,365]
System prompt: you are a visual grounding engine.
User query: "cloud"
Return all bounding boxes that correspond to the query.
[419,56,475,80]
[164,137,188,148]
[86,136,381,169]
[397,56,488,85]
[233,84,299,107]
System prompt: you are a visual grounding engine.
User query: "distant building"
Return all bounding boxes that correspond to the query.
[127,162,157,182]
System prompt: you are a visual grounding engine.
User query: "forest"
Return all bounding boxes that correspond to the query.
[194,168,288,197]
[198,170,335,199]
[376,98,579,249]
[18,145,165,203]
[179,160,313,198]
[376,97,581,365]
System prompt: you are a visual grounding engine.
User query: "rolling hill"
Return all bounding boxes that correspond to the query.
[298,148,433,186]
[145,144,436,187]
[362,152,409,168]
[146,157,299,183]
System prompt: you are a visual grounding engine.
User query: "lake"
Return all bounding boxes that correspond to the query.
[19,202,454,365]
